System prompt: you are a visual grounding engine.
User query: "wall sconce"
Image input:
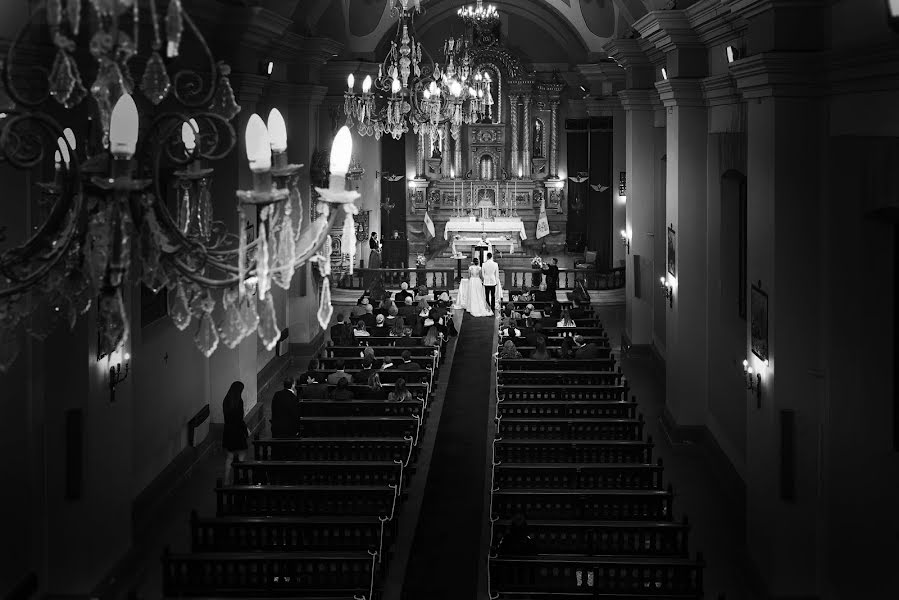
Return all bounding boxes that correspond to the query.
[620,229,631,254]
[259,60,274,77]
[725,45,741,63]
[659,276,673,308]
[742,358,768,407]
[618,171,626,202]
[661,67,668,81]
[109,353,130,403]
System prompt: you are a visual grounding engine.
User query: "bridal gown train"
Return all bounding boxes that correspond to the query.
[464,265,494,317]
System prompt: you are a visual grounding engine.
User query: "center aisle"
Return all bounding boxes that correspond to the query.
[401,313,495,600]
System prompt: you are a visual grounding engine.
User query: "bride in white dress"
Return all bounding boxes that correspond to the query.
[465,258,494,317]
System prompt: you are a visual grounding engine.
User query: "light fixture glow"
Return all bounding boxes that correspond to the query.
[363,75,372,93]
[890,0,899,17]
[661,67,668,80]
[181,122,196,152]
[57,137,71,166]
[330,126,353,178]
[54,149,61,165]
[266,61,274,76]
[63,127,76,151]
[391,78,401,94]
[267,108,288,153]
[726,45,739,63]
[244,113,272,172]
[109,93,139,160]
[347,73,355,92]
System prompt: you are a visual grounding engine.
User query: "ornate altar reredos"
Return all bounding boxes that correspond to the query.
[407,32,567,258]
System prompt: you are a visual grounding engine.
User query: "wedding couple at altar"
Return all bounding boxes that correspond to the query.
[458,253,502,317]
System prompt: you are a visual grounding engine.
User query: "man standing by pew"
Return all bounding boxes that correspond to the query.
[270,377,300,438]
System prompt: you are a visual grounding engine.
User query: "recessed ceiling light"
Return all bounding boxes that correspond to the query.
[579,84,587,93]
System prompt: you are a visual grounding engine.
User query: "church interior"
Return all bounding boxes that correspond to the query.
[1,1,898,599]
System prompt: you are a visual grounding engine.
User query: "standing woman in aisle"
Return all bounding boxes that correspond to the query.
[366,232,382,289]
[222,381,249,485]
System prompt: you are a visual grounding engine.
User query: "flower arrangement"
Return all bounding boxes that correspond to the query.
[416,253,428,268]
[531,256,543,269]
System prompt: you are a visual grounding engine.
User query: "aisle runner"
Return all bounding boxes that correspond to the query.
[401,313,494,600]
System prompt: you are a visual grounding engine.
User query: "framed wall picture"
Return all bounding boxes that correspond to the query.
[750,282,769,361]
[666,224,676,277]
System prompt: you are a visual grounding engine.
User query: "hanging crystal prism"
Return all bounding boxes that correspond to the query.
[271,202,296,290]
[194,312,219,357]
[239,293,259,332]
[209,63,241,121]
[166,0,183,58]
[49,50,75,106]
[67,0,82,35]
[177,181,191,234]
[141,51,171,105]
[256,205,272,300]
[317,276,333,331]
[197,178,212,241]
[257,294,280,351]
[218,288,246,349]
[65,59,88,109]
[167,280,192,331]
[98,288,129,354]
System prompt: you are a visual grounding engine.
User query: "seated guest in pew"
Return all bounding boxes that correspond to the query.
[354,321,370,337]
[352,356,378,385]
[331,377,355,401]
[360,303,376,328]
[567,277,591,305]
[222,381,249,485]
[389,316,406,338]
[330,313,354,346]
[371,314,389,337]
[388,377,414,402]
[573,334,603,359]
[298,358,321,385]
[395,327,418,347]
[326,359,350,385]
[548,300,562,321]
[499,340,522,359]
[361,346,377,364]
[375,299,391,318]
[302,377,330,399]
[500,317,522,340]
[557,336,576,359]
[530,336,551,361]
[396,350,419,371]
[568,298,587,322]
[422,321,440,347]
[557,307,576,328]
[270,377,300,438]
[438,290,451,304]
[525,322,544,347]
[350,297,369,319]
[417,297,431,319]
[399,296,417,320]
[414,282,429,301]
[385,303,400,328]
[394,281,414,305]
[496,513,536,557]
[380,356,396,371]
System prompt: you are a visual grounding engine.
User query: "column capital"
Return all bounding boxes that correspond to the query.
[730,52,825,100]
[700,74,740,107]
[618,89,661,112]
[278,83,328,107]
[603,39,658,90]
[275,34,344,84]
[634,9,702,54]
[228,73,270,106]
[192,5,292,53]
[729,0,828,53]
[655,79,706,108]
[576,62,626,97]
[585,96,623,116]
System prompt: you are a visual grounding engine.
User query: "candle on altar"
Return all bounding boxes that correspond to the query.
[452,168,456,207]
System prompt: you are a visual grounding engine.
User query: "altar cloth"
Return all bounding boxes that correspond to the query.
[444,217,527,241]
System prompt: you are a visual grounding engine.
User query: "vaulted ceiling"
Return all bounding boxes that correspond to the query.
[294,0,687,61]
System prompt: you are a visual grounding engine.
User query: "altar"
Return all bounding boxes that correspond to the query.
[443,217,527,241]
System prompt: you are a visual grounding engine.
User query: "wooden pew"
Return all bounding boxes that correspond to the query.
[497,384,628,402]
[329,345,437,358]
[495,438,654,464]
[299,416,421,443]
[497,358,617,371]
[253,437,414,464]
[309,368,432,386]
[297,382,428,401]
[317,355,437,372]
[497,371,624,386]
[216,484,398,518]
[162,550,378,598]
[496,417,644,442]
[232,460,403,487]
[490,487,674,521]
[489,554,704,599]
[493,460,664,490]
[490,517,690,557]
[497,400,637,420]
[298,399,423,418]
[190,512,391,554]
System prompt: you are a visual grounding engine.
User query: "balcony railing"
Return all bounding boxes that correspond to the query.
[338,268,456,290]
[503,267,625,291]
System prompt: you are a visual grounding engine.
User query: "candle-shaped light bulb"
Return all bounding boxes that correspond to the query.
[518,166,523,178]
[267,108,288,153]
[742,359,748,368]
[429,81,438,95]
[54,149,62,167]
[423,89,431,100]
[109,93,139,159]
[244,113,271,172]
[660,276,666,285]
[347,73,355,92]
[747,366,753,374]
[391,78,401,95]
[63,127,76,151]
[362,75,372,93]
[57,137,71,166]
[451,168,455,179]
[450,81,462,97]
[181,122,196,152]
[329,125,353,179]
[620,229,627,239]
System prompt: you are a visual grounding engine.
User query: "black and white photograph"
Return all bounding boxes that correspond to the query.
[0,2,894,600]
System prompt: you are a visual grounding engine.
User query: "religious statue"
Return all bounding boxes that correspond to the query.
[483,73,495,123]
[431,134,441,158]
[533,119,544,157]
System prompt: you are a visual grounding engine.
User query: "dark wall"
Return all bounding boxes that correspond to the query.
[380,135,407,267]
[565,117,613,267]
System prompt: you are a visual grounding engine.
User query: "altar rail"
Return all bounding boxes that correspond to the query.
[336,267,624,291]
[503,267,625,291]
[339,268,456,290]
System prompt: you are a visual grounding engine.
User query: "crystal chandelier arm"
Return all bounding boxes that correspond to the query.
[1,9,54,109]
[169,10,221,108]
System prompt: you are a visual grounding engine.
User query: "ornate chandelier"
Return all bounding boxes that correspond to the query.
[344,0,495,141]
[0,0,359,372]
[457,0,499,26]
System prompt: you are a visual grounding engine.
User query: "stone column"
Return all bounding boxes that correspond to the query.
[441,124,450,178]
[417,130,426,178]
[521,95,532,177]
[454,131,463,178]
[549,100,560,177]
[618,90,658,347]
[509,94,520,177]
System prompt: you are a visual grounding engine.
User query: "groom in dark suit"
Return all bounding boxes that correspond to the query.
[482,252,499,310]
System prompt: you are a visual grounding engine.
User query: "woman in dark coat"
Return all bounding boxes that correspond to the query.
[222,381,248,485]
